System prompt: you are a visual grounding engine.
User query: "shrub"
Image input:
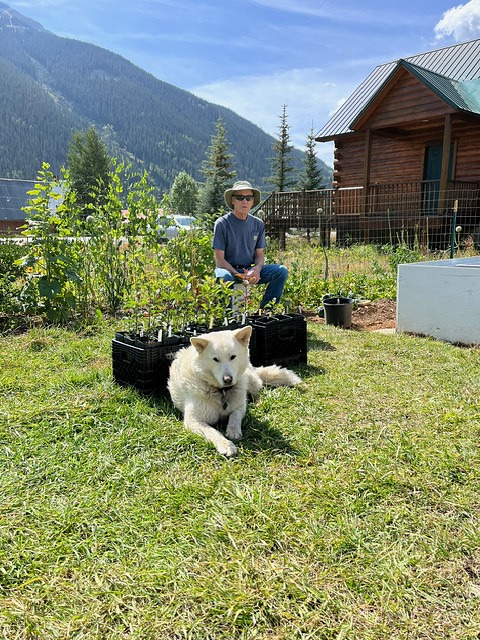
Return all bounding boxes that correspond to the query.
[0,241,32,316]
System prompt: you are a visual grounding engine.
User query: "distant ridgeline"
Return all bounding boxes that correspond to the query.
[0,2,331,195]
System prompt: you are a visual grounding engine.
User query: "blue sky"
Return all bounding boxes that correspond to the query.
[6,0,480,166]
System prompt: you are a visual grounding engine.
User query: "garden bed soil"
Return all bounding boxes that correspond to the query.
[307,299,396,331]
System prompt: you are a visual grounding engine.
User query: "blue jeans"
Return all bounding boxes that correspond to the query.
[215,264,288,308]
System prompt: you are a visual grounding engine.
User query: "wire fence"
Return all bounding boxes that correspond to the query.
[259,182,480,254]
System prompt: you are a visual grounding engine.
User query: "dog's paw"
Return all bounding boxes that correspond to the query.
[225,426,242,442]
[217,440,238,458]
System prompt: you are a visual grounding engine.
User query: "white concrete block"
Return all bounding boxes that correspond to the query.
[397,256,480,345]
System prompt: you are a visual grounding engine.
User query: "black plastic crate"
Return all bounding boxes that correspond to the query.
[112,333,185,396]
[247,313,307,367]
[111,316,305,396]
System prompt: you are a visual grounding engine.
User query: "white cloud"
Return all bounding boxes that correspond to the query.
[250,0,430,27]
[9,0,67,7]
[250,0,347,19]
[434,0,480,41]
[190,68,351,167]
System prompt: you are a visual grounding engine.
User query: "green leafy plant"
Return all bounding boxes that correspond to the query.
[281,258,327,311]
[17,164,81,323]
[0,241,31,317]
[380,243,423,273]
[77,165,161,318]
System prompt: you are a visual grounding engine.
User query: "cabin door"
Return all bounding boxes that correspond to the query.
[422,144,453,213]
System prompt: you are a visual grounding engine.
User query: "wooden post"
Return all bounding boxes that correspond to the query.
[439,113,452,213]
[362,129,372,215]
[362,130,372,242]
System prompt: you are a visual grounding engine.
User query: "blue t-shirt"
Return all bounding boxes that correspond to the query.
[213,212,266,266]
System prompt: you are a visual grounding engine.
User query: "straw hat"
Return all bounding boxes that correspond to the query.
[224,180,261,208]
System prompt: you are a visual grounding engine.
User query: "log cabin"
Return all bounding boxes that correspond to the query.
[261,39,480,249]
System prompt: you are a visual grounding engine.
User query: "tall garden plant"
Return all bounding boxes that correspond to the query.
[82,165,160,317]
[18,164,80,323]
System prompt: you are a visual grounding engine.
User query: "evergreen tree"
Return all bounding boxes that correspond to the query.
[66,126,112,213]
[297,127,325,190]
[196,174,225,218]
[169,171,198,214]
[267,105,296,192]
[197,118,236,214]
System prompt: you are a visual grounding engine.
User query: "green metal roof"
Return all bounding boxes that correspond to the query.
[402,61,478,111]
[317,38,480,141]
[457,77,480,112]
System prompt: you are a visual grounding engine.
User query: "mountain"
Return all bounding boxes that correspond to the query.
[0,2,331,195]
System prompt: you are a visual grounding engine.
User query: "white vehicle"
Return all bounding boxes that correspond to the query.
[156,215,196,241]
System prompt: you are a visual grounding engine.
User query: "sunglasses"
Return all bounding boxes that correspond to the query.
[232,195,255,202]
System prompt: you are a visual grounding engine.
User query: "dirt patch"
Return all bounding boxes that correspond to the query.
[307,299,396,331]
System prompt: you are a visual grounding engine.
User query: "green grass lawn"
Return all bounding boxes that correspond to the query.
[1,323,480,639]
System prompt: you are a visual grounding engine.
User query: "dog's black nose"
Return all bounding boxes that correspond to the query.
[223,375,233,386]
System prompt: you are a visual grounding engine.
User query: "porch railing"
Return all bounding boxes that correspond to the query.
[259,180,480,246]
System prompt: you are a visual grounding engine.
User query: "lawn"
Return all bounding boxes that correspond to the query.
[1,322,480,639]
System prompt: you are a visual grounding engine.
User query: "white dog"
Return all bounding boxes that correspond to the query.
[168,325,301,457]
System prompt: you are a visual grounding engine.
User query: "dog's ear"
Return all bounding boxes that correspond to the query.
[190,336,210,353]
[233,325,252,347]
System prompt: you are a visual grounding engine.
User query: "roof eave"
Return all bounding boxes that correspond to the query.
[315,131,358,143]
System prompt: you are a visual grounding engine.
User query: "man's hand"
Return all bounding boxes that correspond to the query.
[233,266,261,284]
[246,266,261,284]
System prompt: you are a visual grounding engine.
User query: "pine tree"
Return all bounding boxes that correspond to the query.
[66,126,112,213]
[197,118,236,214]
[297,127,325,190]
[169,171,198,214]
[267,105,296,192]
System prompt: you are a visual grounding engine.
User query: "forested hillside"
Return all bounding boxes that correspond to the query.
[0,2,331,193]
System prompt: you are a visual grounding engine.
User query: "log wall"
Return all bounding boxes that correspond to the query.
[360,71,452,128]
[334,124,480,188]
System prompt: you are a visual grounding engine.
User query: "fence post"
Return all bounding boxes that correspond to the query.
[449,199,458,259]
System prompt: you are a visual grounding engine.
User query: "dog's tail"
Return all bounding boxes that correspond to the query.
[254,364,301,387]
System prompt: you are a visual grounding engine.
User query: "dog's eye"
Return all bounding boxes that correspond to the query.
[230,355,237,360]
[213,357,220,362]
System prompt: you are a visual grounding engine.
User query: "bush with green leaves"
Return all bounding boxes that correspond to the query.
[168,171,198,215]
[121,227,233,335]
[80,166,161,317]
[379,243,424,272]
[14,163,166,325]
[17,164,81,323]
[280,258,326,311]
[0,241,34,316]
[274,241,401,308]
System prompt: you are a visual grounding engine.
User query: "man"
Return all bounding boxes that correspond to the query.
[213,180,288,308]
